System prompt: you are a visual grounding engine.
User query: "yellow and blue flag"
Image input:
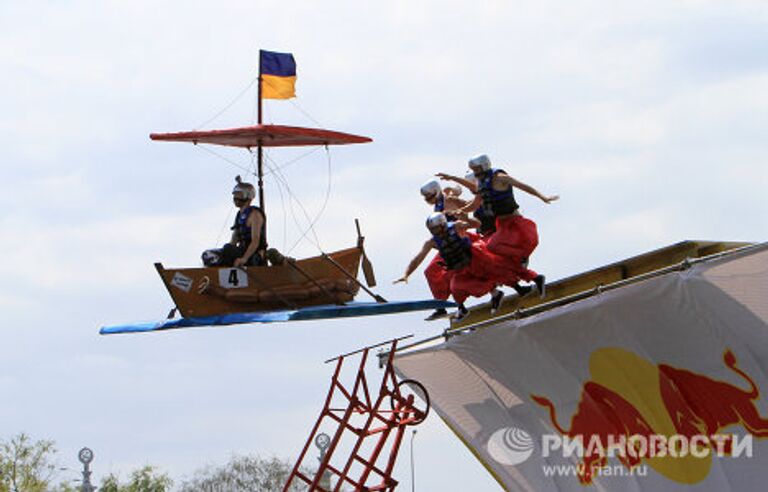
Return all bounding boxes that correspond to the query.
[260,50,296,100]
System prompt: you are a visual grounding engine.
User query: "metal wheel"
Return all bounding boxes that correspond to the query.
[389,379,430,425]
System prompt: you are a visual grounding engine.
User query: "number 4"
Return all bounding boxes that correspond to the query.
[228,269,239,286]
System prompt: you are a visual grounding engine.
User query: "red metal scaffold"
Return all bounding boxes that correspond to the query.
[283,336,430,491]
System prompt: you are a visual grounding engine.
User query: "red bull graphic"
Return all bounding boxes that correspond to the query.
[659,350,768,446]
[531,347,768,485]
[532,382,654,484]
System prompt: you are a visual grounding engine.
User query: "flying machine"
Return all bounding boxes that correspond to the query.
[100,50,453,335]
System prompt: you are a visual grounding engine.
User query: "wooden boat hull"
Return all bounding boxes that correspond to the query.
[156,247,362,317]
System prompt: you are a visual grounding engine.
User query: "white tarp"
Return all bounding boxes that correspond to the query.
[394,244,768,491]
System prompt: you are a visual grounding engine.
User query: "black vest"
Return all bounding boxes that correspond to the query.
[473,207,497,235]
[433,224,472,270]
[477,168,519,217]
[232,206,267,253]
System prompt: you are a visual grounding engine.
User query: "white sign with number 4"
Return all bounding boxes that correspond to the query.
[218,268,249,289]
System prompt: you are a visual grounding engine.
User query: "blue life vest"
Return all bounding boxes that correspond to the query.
[432,223,472,270]
[477,168,519,217]
[434,194,457,222]
[232,206,267,253]
[434,194,445,212]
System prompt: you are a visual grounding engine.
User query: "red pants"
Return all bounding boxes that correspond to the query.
[486,215,539,282]
[424,253,454,300]
[448,238,521,304]
[425,232,524,304]
[450,268,496,304]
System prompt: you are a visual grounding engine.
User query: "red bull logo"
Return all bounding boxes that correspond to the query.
[531,347,768,485]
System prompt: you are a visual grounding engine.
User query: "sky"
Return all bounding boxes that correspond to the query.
[1,0,768,490]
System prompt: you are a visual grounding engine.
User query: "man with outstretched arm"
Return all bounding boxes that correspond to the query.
[418,179,478,320]
[394,212,519,321]
[439,154,559,298]
[436,171,496,237]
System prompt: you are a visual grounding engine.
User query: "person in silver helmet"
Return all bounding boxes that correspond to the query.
[436,170,496,236]
[201,176,267,267]
[439,154,558,298]
[394,212,520,321]
[418,179,478,320]
[419,178,473,221]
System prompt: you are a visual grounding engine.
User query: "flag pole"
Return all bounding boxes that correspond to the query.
[257,50,266,214]
[256,50,268,254]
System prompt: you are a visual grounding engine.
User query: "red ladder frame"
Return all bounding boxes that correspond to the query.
[283,336,429,492]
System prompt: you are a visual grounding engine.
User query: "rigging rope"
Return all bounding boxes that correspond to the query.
[196,143,330,254]
[214,205,234,246]
[197,144,253,174]
[264,146,323,176]
[273,160,289,251]
[288,97,324,128]
[284,146,333,254]
[194,75,260,130]
[196,73,327,130]
[262,156,325,252]
[255,149,288,251]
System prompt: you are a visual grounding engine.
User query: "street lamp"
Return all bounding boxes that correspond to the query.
[315,433,331,490]
[410,429,417,492]
[77,447,96,492]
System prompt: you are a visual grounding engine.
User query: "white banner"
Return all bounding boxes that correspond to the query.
[394,244,768,491]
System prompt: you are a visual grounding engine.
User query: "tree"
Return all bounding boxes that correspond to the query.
[50,482,79,492]
[100,465,173,492]
[0,433,57,492]
[179,455,313,492]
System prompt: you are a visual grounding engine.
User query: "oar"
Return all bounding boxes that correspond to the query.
[355,219,377,288]
[321,253,387,303]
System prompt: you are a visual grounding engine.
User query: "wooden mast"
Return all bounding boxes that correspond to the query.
[257,50,267,248]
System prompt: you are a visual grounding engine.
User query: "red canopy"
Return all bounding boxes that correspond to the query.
[150,124,372,148]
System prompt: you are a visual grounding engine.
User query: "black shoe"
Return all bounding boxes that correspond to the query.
[266,248,286,266]
[453,304,469,321]
[424,308,448,321]
[490,290,505,315]
[534,275,546,299]
[511,283,533,297]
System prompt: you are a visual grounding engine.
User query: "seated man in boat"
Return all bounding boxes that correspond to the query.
[202,176,267,267]
[394,212,519,321]
[439,154,558,297]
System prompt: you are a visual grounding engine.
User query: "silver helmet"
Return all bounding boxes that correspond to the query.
[420,179,442,198]
[468,154,492,173]
[232,175,256,201]
[426,212,448,231]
